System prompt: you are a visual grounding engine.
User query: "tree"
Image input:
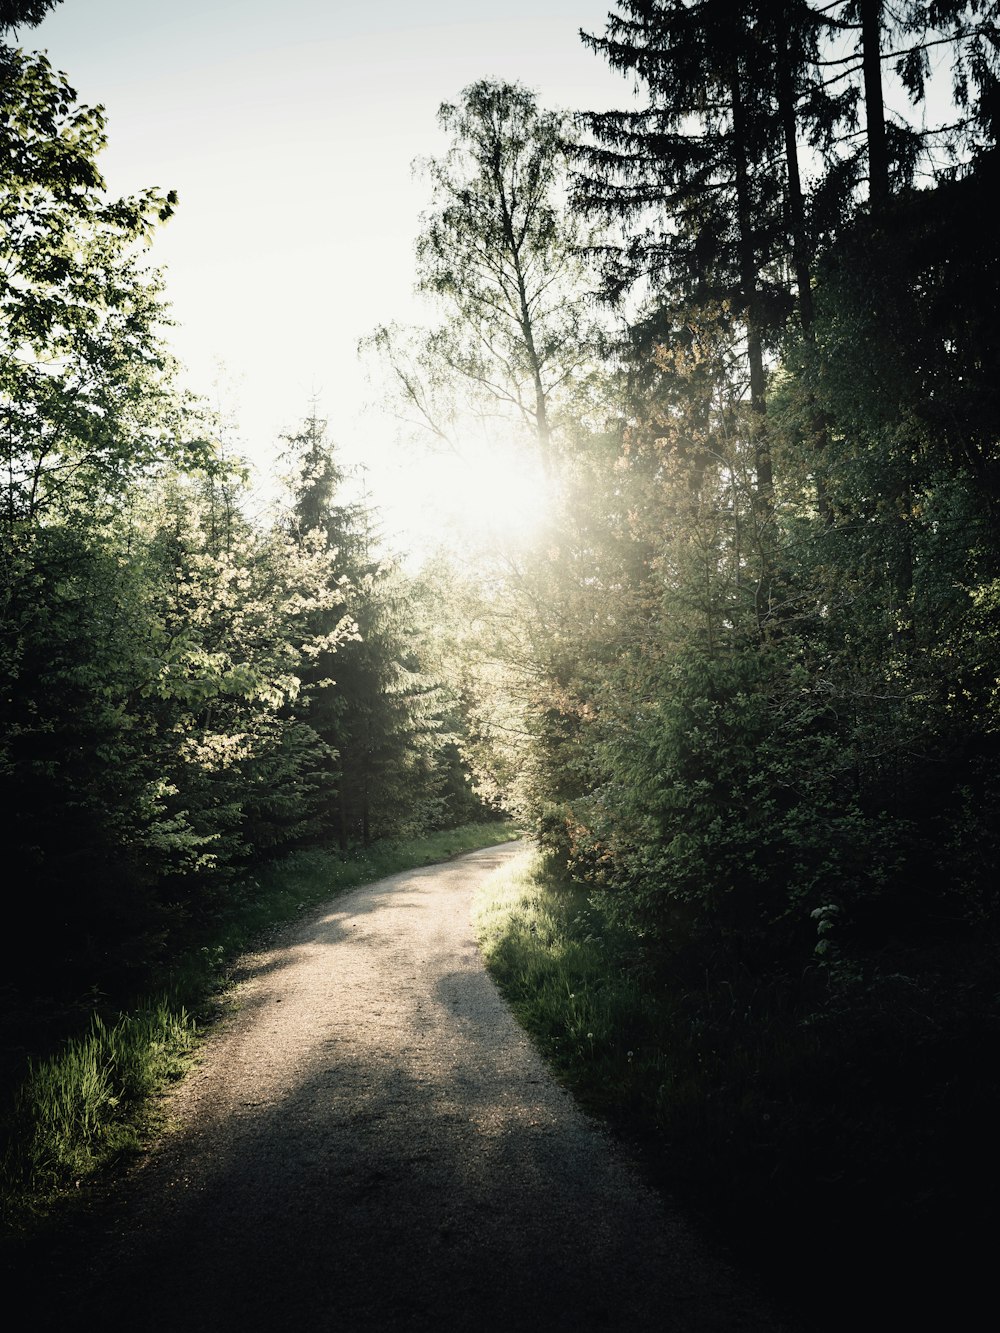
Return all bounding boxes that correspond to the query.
[1,48,182,532]
[0,40,188,991]
[577,3,787,525]
[0,1,61,31]
[0,42,361,998]
[368,80,602,478]
[807,1,1000,206]
[280,409,477,845]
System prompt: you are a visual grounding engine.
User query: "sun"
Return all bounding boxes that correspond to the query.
[440,441,551,545]
[377,432,552,558]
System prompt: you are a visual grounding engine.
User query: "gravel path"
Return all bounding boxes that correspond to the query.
[38,842,794,1332]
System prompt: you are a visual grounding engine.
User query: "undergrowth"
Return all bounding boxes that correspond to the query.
[2,821,516,1232]
[473,844,1000,1329]
[474,845,673,1125]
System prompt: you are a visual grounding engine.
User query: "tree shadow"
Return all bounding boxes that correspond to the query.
[29,849,782,1332]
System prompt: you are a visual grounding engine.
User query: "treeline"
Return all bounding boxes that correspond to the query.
[0,21,491,1046]
[379,1,1000,1313]
[386,0,1000,964]
[544,0,1000,974]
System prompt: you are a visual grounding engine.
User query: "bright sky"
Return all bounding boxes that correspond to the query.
[28,0,628,556]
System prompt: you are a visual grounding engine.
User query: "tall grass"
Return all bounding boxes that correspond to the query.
[2,1003,197,1218]
[3,821,517,1229]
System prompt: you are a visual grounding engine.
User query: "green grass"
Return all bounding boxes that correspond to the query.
[473,844,675,1127]
[3,1005,198,1204]
[2,820,517,1232]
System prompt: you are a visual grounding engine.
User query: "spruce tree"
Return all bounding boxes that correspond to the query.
[281,410,458,846]
[0,1,60,31]
[575,1,796,503]
[576,1,856,393]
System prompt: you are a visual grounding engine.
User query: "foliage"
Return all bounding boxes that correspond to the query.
[476,842,1000,1329]
[459,16,1000,1317]
[1,48,185,529]
[530,160,1000,978]
[0,44,495,1080]
[0,1,61,29]
[279,410,491,845]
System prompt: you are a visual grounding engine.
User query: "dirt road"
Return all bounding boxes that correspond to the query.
[37,842,793,1331]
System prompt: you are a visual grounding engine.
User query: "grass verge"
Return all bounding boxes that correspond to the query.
[474,844,674,1129]
[3,1005,198,1212]
[2,820,517,1233]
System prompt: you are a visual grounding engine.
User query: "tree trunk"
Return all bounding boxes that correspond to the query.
[778,38,813,333]
[729,59,773,506]
[861,0,890,209]
[494,163,554,476]
[778,38,830,522]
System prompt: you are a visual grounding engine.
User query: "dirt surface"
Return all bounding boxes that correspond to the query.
[33,842,796,1331]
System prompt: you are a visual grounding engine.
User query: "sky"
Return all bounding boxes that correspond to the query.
[27,0,629,556]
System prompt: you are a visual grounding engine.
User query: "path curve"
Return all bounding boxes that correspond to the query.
[42,842,793,1331]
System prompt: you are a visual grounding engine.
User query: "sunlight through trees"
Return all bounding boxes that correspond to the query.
[3,3,999,1318]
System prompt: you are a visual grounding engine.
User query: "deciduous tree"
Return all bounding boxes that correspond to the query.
[368,80,603,478]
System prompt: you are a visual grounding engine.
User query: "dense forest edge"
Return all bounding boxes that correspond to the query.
[4,0,1000,1320]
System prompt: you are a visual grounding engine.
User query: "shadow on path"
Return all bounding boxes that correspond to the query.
[28,844,795,1333]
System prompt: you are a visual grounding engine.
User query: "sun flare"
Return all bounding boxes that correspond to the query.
[444,445,551,543]
[390,437,553,555]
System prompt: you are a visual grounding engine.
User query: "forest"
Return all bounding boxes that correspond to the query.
[3,0,999,1322]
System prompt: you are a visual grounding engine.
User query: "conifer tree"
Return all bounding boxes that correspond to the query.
[575,2,795,501]
[281,410,461,845]
[0,1,60,32]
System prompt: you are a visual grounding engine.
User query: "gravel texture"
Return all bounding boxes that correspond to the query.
[33,841,796,1331]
